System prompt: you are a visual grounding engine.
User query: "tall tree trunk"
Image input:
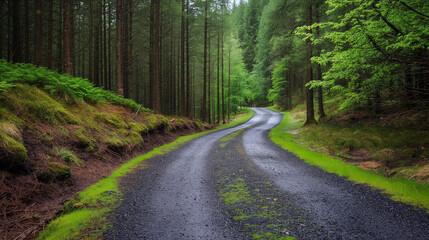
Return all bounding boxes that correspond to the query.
[35,0,42,65]
[108,0,112,90]
[123,0,129,97]
[116,0,124,95]
[12,0,22,63]
[89,0,93,81]
[202,0,208,122]
[57,0,63,71]
[315,2,326,119]
[128,0,133,99]
[221,24,225,124]
[228,47,231,121]
[217,25,220,123]
[63,0,73,75]
[103,0,108,88]
[47,0,53,69]
[180,0,185,116]
[94,1,100,86]
[24,0,28,63]
[186,0,191,118]
[150,0,161,113]
[208,26,212,124]
[304,3,316,125]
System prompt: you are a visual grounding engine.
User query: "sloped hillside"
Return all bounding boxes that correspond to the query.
[0,61,202,239]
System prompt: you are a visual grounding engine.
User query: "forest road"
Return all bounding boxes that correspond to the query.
[106,108,429,240]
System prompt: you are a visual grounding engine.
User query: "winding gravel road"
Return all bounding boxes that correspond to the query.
[106,108,429,239]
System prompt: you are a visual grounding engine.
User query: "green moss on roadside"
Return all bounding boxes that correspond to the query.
[269,110,429,212]
[0,129,27,169]
[38,162,71,182]
[4,84,80,124]
[95,113,128,129]
[72,127,95,148]
[129,122,148,134]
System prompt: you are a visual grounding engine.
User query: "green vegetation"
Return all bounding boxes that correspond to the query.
[0,60,149,111]
[269,110,429,212]
[56,148,83,166]
[38,108,255,239]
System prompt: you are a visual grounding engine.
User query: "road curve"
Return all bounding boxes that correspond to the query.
[106,108,429,239]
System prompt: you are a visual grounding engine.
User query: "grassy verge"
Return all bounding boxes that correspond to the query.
[268,109,429,212]
[38,108,255,240]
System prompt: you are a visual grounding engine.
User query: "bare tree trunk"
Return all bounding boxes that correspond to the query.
[35,0,42,65]
[63,0,73,75]
[221,24,225,124]
[128,0,133,98]
[12,0,22,63]
[180,0,185,116]
[103,0,108,88]
[24,0,29,63]
[94,1,100,86]
[186,0,191,118]
[57,0,63,71]
[116,0,124,95]
[208,26,212,124]
[305,3,316,125]
[47,0,53,69]
[202,0,208,122]
[150,0,161,113]
[108,0,112,90]
[217,25,220,123]
[228,47,231,121]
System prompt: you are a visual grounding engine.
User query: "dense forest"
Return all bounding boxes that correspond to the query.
[1,0,428,122]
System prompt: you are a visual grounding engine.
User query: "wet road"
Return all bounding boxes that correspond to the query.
[107,108,429,239]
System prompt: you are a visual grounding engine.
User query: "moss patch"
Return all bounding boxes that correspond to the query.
[0,124,27,170]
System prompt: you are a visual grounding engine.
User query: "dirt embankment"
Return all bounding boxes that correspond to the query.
[0,84,204,240]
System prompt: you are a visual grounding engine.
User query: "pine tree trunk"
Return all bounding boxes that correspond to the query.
[35,0,42,65]
[150,0,161,113]
[12,0,22,63]
[186,0,191,118]
[305,3,316,125]
[63,0,73,75]
[94,1,100,86]
[123,0,129,97]
[47,0,53,69]
[202,0,208,122]
[217,26,220,123]
[108,0,112,90]
[315,2,326,119]
[228,47,231,121]
[221,24,225,124]
[180,0,186,116]
[24,0,29,63]
[128,0,133,99]
[103,0,108,89]
[208,26,212,124]
[116,0,124,95]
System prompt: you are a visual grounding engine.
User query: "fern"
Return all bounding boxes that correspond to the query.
[0,60,151,112]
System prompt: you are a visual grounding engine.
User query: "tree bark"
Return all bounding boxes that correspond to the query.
[12,0,22,63]
[47,0,53,69]
[315,2,326,119]
[94,1,100,86]
[150,0,161,113]
[24,0,29,63]
[35,0,42,65]
[180,0,186,116]
[305,3,316,125]
[202,0,208,122]
[186,0,191,118]
[217,25,220,123]
[63,0,73,75]
[116,0,124,95]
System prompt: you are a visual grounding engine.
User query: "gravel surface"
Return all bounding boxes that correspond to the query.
[106,108,429,240]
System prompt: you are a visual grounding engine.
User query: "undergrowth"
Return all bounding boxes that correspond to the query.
[269,110,429,212]
[0,60,149,111]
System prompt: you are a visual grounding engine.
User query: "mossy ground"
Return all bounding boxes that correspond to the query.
[268,108,429,212]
